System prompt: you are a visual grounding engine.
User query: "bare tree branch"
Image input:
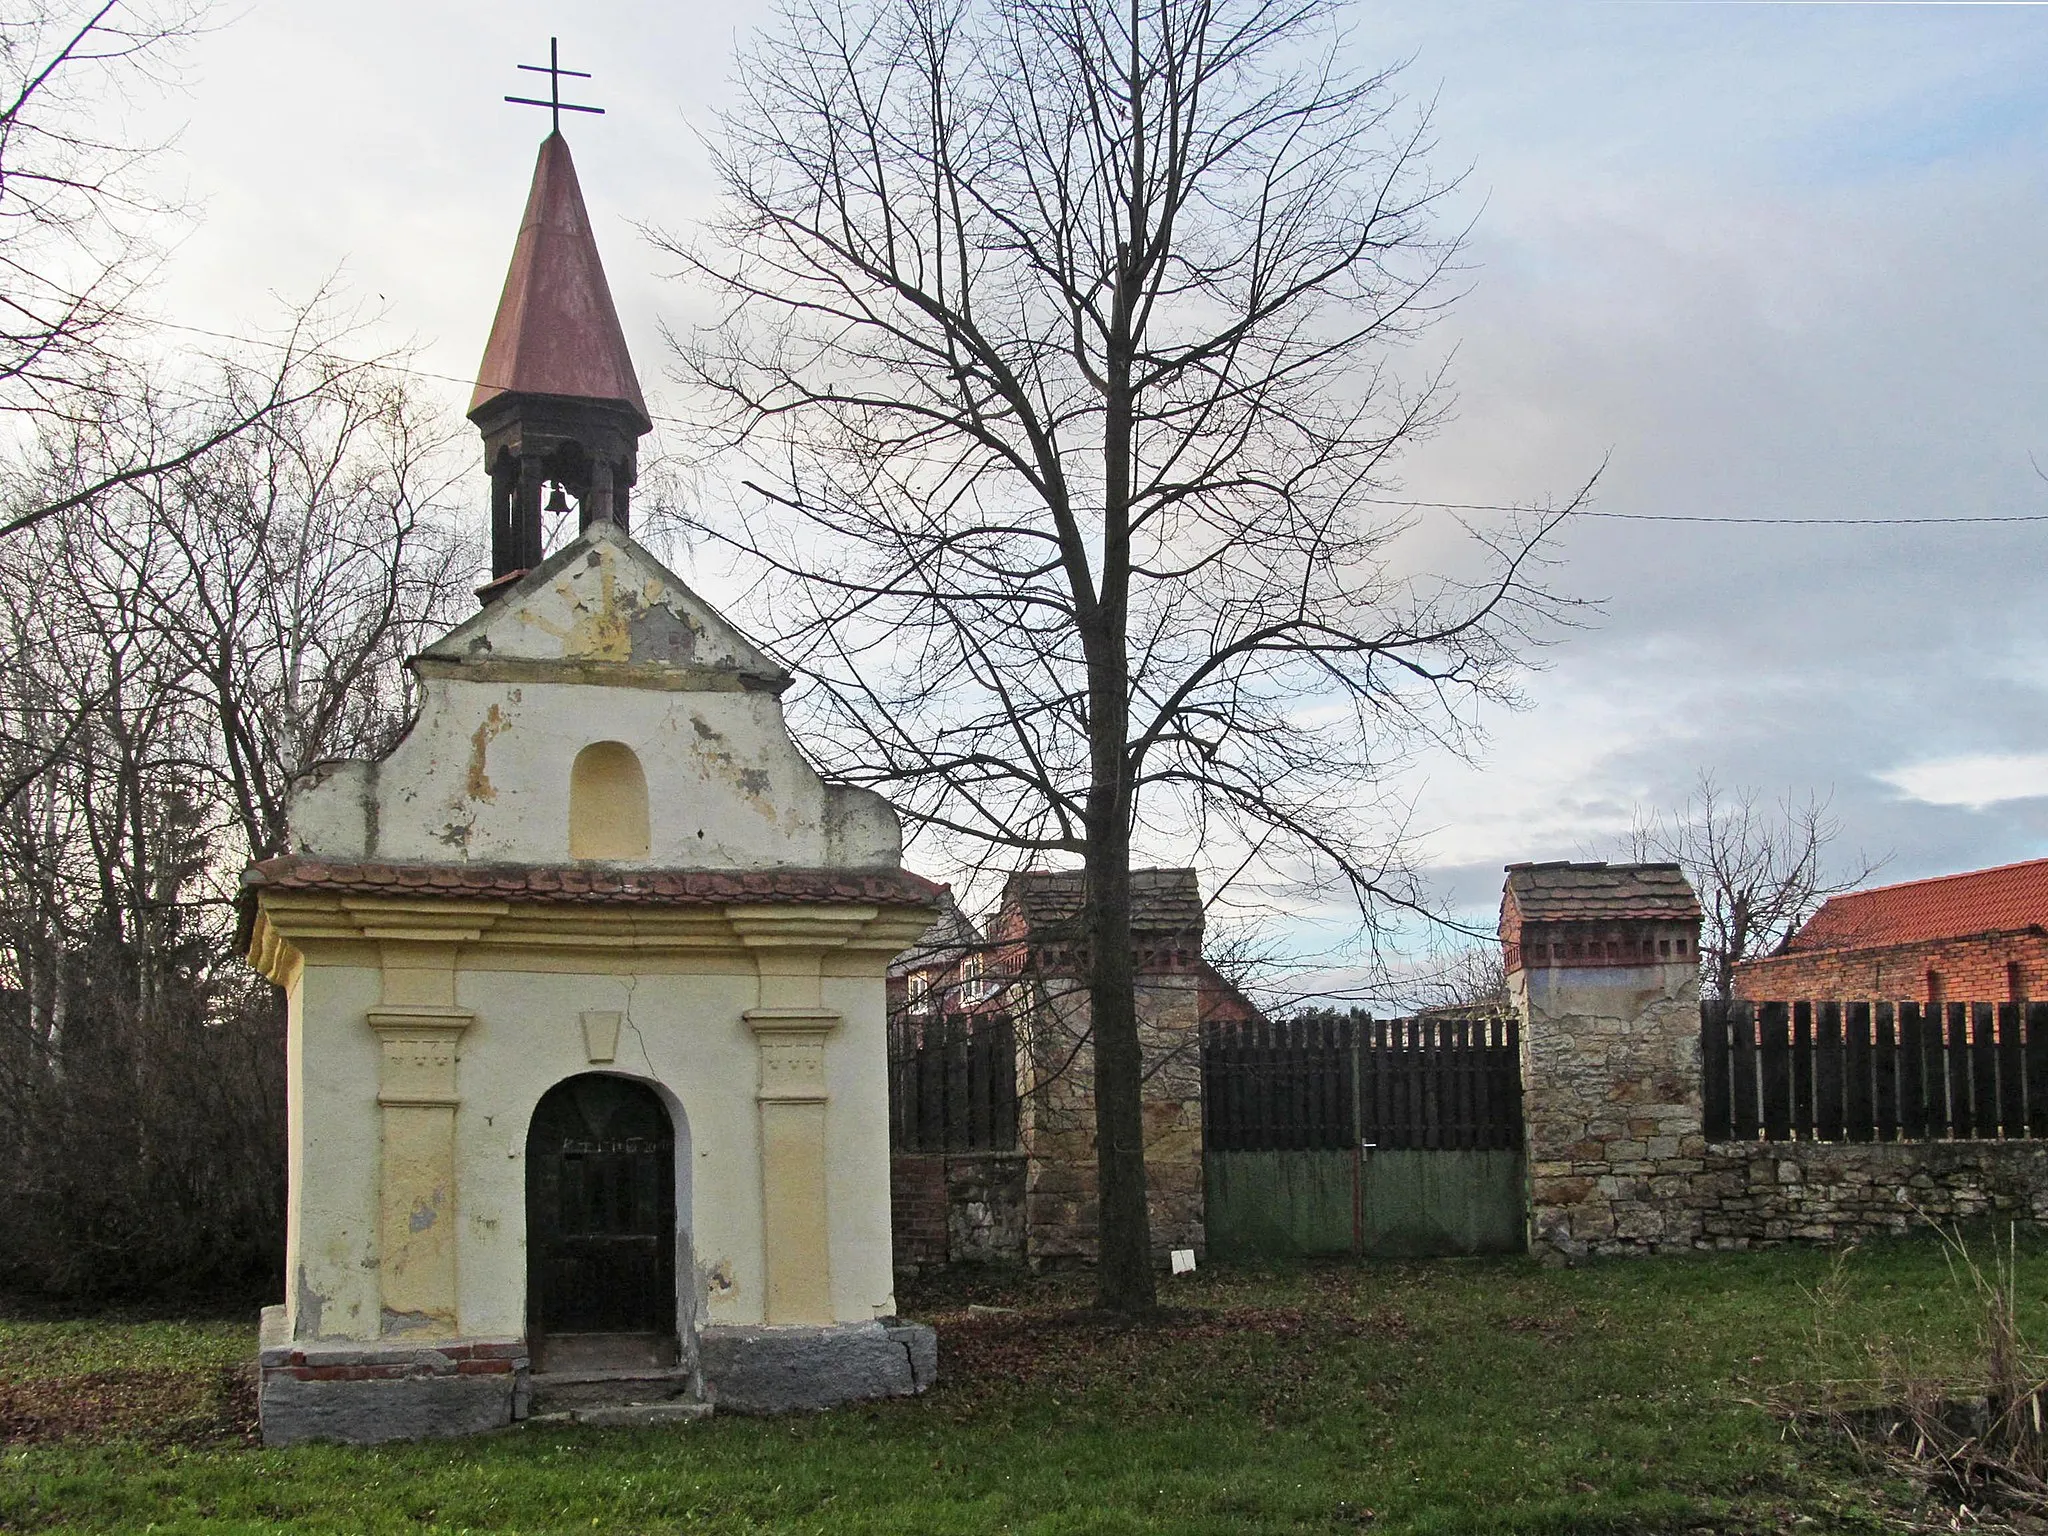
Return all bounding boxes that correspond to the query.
[664,0,1584,1311]
[1628,771,1887,1001]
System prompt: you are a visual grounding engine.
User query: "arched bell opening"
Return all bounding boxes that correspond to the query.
[524,1072,684,1373]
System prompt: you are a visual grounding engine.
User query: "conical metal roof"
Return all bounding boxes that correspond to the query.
[469,132,650,429]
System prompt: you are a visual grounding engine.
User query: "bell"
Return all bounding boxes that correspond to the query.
[544,481,570,515]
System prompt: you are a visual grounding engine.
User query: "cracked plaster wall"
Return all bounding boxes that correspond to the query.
[287,525,899,871]
[274,526,914,1351]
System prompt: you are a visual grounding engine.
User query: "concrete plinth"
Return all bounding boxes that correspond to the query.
[257,1306,529,1447]
[698,1321,938,1413]
[259,1308,938,1442]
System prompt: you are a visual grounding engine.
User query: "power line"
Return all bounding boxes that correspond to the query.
[1360,495,2048,526]
[1591,510,2048,525]
[153,318,508,406]
[151,319,2048,530]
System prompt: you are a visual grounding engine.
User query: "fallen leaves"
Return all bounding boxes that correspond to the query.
[0,1362,257,1446]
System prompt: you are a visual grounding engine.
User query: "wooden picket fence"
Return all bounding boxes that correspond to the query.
[887,1012,1019,1153]
[1702,999,2048,1143]
[1201,1013,1522,1153]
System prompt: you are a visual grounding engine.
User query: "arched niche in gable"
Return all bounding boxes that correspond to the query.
[569,740,650,860]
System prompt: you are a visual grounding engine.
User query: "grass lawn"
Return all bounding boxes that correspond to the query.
[2,1234,2036,1535]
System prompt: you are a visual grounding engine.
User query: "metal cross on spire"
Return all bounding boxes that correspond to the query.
[504,37,604,135]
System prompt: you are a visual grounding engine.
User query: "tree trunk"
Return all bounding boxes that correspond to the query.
[1085,812,1154,1313]
[1088,159,1155,1309]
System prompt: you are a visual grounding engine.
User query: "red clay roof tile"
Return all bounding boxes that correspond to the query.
[1781,857,2048,954]
[244,857,945,909]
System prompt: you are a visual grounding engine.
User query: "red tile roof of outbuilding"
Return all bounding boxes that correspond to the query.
[1782,857,2048,954]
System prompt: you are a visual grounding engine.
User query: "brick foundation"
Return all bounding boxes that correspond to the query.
[890,1151,1026,1274]
[256,1307,530,1445]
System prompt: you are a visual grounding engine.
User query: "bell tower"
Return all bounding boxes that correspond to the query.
[469,129,652,602]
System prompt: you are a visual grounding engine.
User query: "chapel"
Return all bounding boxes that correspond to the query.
[242,128,940,1445]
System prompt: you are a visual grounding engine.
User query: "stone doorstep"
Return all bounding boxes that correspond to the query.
[527,1401,715,1429]
[527,1367,702,1416]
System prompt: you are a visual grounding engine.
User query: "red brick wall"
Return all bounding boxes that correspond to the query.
[891,1151,1029,1276]
[1735,930,2048,1004]
[891,1153,948,1273]
[1502,916,1700,973]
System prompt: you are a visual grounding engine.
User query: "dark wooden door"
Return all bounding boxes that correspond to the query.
[526,1075,675,1339]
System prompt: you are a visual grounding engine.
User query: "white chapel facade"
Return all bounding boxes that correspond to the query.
[244,130,939,1443]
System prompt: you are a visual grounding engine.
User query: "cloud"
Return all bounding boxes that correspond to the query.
[1878,754,2048,811]
[122,0,2048,973]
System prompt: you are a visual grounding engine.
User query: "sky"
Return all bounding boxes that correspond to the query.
[119,0,2048,977]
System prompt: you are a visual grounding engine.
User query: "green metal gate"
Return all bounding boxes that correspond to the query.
[1202,1014,1526,1260]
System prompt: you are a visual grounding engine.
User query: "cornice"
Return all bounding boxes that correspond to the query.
[246,887,936,981]
[411,655,780,694]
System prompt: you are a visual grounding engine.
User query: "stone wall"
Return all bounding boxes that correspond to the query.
[889,1152,1027,1275]
[1695,1141,2048,1246]
[1516,952,2048,1255]
[1016,971,1204,1264]
[1513,957,1711,1259]
[1506,863,2048,1258]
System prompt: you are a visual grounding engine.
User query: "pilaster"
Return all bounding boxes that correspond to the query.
[370,937,475,1336]
[730,906,870,1325]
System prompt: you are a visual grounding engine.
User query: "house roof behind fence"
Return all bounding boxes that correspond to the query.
[888,887,980,977]
[1503,861,1702,923]
[1777,856,2048,955]
[1000,867,1204,938]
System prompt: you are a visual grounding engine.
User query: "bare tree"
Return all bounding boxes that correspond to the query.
[1628,772,1883,1002]
[0,318,476,1296]
[1411,940,1506,1014]
[668,0,1577,1310]
[103,361,473,860]
[0,0,203,412]
[0,2,360,541]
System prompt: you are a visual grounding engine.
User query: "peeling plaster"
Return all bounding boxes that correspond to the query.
[465,704,511,802]
[265,524,917,1359]
[294,1265,326,1338]
[499,555,724,670]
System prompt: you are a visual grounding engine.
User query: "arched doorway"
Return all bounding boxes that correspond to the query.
[526,1074,677,1371]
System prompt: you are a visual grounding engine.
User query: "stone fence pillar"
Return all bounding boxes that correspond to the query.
[1500,862,1706,1261]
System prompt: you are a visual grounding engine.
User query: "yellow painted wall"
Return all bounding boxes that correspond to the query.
[277,935,901,1344]
[567,741,651,859]
[265,528,923,1350]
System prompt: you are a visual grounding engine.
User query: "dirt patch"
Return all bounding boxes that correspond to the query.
[0,1363,257,1447]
